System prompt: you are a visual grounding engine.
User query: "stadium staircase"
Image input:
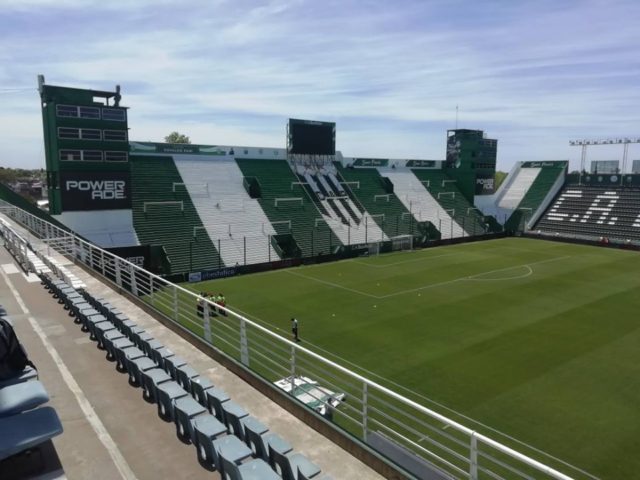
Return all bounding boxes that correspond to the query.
[504,164,565,232]
[379,168,464,239]
[535,185,640,241]
[298,166,387,245]
[335,164,438,240]
[410,169,487,236]
[236,159,342,257]
[495,166,540,218]
[130,156,222,275]
[172,156,279,267]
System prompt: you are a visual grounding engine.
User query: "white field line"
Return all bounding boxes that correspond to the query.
[379,255,572,299]
[284,255,572,300]
[466,265,533,281]
[284,269,378,298]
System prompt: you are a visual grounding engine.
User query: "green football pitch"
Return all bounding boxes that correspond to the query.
[187,237,640,479]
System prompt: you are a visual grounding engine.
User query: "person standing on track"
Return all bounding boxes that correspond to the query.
[291,317,300,342]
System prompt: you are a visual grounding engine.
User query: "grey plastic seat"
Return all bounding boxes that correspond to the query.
[213,435,252,476]
[220,456,281,480]
[128,326,146,346]
[128,356,156,386]
[0,366,38,389]
[119,319,137,337]
[142,339,165,360]
[111,340,136,371]
[93,321,116,349]
[103,330,126,360]
[78,308,100,331]
[164,355,187,379]
[0,381,49,418]
[222,400,249,437]
[135,332,154,352]
[193,414,227,469]
[141,368,172,403]
[85,314,108,340]
[173,396,207,443]
[175,364,199,391]
[205,386,230,421]
[68,298,90,318]
[121,347,146,375]
[156,381,188,421]
[190,376,214,405]
[246,427,292,463]
[0,407,63,461]
[270,447,321,480]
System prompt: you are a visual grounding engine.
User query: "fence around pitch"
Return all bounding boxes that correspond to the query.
[0,201,582,480]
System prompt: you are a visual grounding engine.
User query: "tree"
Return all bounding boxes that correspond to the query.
[494,171,507,190]
[164,132,191,144]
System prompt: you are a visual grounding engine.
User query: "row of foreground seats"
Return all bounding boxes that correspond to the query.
[0,305,64,467]
[41,273,331,480]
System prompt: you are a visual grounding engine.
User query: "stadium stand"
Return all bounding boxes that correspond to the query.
[236,159,342,257]
[172,156,280,267]
[130,156,222,274]
[535,185,640,241]
[504,164,566,232]
[379,168,464,239]
[410,169,487,236]
[335,163,438,240]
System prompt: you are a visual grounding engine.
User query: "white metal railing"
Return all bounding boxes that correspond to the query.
[0,200,589,480]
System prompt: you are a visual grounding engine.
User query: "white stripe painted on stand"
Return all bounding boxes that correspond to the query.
[0,269,138,480]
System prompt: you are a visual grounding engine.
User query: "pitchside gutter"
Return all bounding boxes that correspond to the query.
[0,200,575,480]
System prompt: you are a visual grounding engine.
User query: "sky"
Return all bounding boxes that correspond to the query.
[1,0,639,171]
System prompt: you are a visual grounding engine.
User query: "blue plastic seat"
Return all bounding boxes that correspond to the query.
[0,381,49,418]
[0,407,63,461]
[0,366,38,389]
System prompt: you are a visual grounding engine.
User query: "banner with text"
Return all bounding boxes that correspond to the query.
[60,171,131,211]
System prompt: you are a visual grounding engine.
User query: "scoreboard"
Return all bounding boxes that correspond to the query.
[288,119,336,155]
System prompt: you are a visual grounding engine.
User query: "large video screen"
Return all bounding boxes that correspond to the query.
[60,171,131,211]
[288,119,336,155]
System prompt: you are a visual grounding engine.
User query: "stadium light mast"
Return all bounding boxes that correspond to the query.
[569,137,640,185]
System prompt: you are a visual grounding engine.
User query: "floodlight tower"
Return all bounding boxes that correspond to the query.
[569,137,640,185]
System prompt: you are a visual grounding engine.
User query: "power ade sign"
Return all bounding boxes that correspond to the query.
[60,171,131,211]
[475,174,495,195]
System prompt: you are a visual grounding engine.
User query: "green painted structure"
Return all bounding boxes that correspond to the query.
[445,129,497,202]
[38,75,130,215]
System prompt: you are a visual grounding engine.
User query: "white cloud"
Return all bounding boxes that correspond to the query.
[0,0,639,170]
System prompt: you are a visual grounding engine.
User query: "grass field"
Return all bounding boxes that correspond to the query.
[187,237,640,479]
